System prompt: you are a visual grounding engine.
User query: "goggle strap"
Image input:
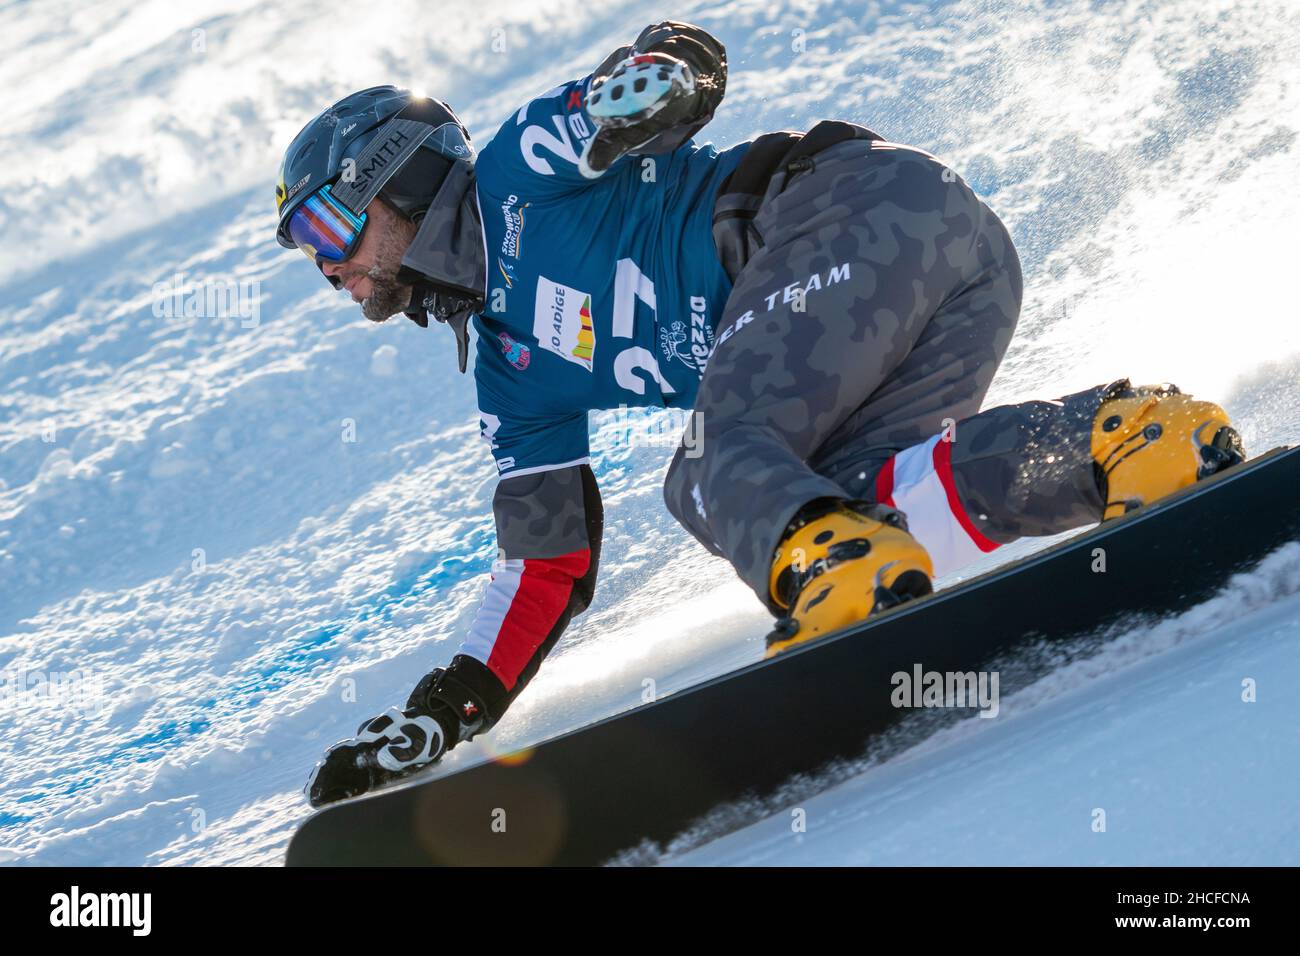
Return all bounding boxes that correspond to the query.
[330,118,435,216]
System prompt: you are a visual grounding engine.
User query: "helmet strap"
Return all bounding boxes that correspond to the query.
[403,283,473,373]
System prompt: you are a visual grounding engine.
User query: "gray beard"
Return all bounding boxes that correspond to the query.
[360,263,413,322]
[360,215,417,322]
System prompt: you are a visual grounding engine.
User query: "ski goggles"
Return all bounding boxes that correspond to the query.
[284,183,368,263]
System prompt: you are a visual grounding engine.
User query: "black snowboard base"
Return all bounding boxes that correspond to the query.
[287,445,1300,866]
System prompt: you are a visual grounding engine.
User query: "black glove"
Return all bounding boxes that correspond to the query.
[304,660,496,807]
[579,21,727,178]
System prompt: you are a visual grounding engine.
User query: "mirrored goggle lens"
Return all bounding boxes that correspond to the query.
[287,184,366,262]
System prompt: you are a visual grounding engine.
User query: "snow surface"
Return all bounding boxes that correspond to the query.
[1,0,1298,866]
[666,543,1300,865]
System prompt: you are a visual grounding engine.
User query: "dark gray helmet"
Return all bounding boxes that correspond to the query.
[275,85,473,249]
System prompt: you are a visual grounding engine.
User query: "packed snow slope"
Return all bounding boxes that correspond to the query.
[666,543,1300,865]
[1,0,1298,866]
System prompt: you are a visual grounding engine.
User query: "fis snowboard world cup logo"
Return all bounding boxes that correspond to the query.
[533,275,595,371]
[500,194,527,261]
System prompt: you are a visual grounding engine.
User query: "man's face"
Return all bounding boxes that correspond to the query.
[319,197,418,322]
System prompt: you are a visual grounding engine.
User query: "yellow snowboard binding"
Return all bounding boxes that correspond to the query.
[766,500,934,657]
[1093,381,1245,520]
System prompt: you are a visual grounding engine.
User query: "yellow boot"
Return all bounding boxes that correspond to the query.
[1093,382,1245,520]
[766,500,934,657]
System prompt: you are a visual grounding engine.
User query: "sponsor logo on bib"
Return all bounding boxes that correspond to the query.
[534,275,596,371]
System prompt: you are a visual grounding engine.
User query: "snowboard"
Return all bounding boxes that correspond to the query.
[287,444,1300,866]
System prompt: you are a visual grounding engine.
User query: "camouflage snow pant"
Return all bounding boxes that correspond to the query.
[663,139,1110,612]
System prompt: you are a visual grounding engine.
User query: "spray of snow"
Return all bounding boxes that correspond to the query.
[615,541,1300,865]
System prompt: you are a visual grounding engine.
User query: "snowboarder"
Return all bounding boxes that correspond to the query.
[274,21,1244,806]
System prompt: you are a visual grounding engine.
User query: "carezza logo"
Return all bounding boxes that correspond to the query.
[659,295,714,377]
[533,275,595,371]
